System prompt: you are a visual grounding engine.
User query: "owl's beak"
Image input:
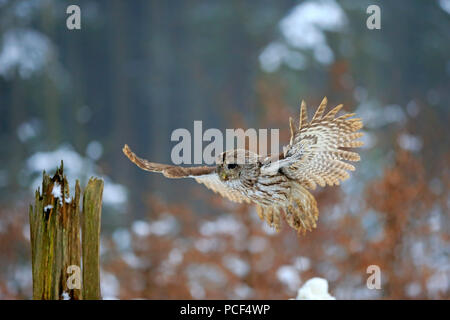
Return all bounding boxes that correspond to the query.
[221,172,228,181]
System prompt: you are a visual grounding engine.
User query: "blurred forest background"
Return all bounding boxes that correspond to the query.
[0,0,449,299]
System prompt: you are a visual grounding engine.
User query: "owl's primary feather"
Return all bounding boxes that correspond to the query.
[276,97,363,189]
[123,97,363,234]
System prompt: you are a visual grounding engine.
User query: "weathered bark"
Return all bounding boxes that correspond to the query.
[29,162,82,300]
[81,178,104,300]
[29,162,103,300]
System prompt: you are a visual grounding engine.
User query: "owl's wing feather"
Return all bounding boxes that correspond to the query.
[123,144,214,178]
[271,97,364,189]
[194,174,251,203]
[123,144,250,203]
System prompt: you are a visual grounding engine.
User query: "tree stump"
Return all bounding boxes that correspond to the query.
[29,161,103,300]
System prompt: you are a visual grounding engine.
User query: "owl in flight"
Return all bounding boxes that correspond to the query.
[123,97,363,234]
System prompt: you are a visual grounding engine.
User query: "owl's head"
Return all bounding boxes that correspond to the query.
[216,149,260,182]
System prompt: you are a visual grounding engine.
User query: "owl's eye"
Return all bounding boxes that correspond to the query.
[227,163,238,170]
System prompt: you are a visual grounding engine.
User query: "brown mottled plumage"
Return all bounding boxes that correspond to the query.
[123,97,364,234]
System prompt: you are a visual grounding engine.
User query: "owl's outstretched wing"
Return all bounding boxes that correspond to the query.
[122,144,250,203]
[265,97,363,189]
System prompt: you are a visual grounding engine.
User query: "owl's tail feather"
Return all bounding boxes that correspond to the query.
[256,184,318,235]
[285,184,319,235]
[257,206,283,232]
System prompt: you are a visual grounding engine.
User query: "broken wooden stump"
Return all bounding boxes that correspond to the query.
[29,161,104,300]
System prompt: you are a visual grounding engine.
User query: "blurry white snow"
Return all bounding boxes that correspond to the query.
[131,215,178,237]
[355,102,407,129]
[334,283,381,300]
[157,248,185,284]
[441,0,450,14]
[27,144,86,176]
[13,265,32,290]
[260,0,346,71]
[223,255,250,278]
[280,1,342,49]
[167,248,184,267]
[131,220,151,237]
[261,221,277,236]
[259,42,285,72]
[284,50,306,70]
[194,237,225,253]
[277,265,301,292]
[62,292,70,300]
[383,104,407,125]
[293,256,311,272]
[121,251,145,269]
[103,182,127,206]
[426,272,448,297]
[406,282,422,298]
[397,133,423,152]
[13,0,42,19]
[51,183,62,199]
[186,263,227,294]
[86,141,103,160]
[281,0,346,42]
[428,205,442,232]
[411,241,427,267]
[259,42,306,72]
[199,215,245,237]
[189,281,205,299]
[316,262,341,282]
[26,144,128,208]
[248,236,268,253]
[17,119,41,142]
[313,44,334,65]
[112,228,131,251]
[295,277,336,300]
[22,225,30,240]
[101,271,120,300]
[233,284,254,299]
[0,28,53,79]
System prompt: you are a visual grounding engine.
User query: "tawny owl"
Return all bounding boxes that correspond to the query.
[123,97,363,234]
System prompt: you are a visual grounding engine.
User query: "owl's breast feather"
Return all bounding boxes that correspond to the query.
[225,174,291,207]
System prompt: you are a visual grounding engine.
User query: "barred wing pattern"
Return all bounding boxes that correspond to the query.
[281,97,364,190]
[123,144,249,203]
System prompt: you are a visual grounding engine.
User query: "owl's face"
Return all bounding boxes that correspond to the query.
[216,149,260,182]
[217,161,240,182]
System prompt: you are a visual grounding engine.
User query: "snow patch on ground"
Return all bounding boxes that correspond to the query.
[294,277,336,300]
